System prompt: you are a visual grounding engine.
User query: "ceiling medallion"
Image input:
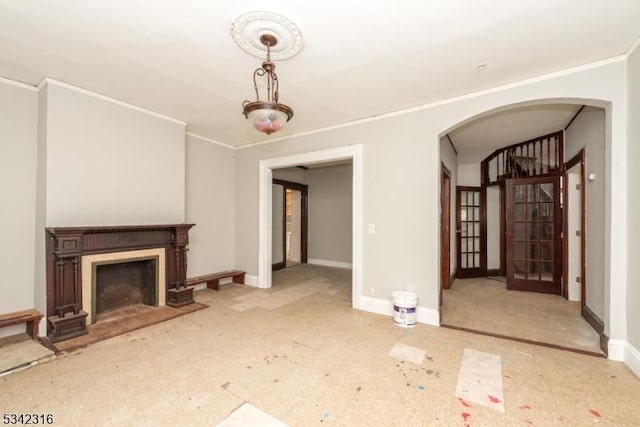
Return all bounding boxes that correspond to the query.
[231,11,303,60]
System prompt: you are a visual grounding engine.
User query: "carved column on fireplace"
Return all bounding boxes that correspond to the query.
[45,224,195,342]
[166,225,193,307]
[46,231,88,341]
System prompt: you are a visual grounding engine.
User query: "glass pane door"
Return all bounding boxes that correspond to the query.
[506,177,561,294]
[456,186,484,278]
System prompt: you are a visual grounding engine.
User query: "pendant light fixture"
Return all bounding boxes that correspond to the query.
[231,11,303,135]
[242,34,293,134]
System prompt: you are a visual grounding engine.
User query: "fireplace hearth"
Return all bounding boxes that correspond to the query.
[46,224,194,342]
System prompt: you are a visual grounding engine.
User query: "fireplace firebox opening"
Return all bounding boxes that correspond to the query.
[92,257,159,323]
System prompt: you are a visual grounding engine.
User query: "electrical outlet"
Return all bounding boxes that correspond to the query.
[368,224,376,234]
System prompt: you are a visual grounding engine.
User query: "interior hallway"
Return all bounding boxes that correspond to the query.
[441,278,602,355]
[2,265,638,425]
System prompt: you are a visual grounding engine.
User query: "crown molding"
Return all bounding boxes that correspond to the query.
[0,75,38,91]
[626,35,640,57]
[237,55,627,150]
[37,78,187,127]
[185,132,235,150]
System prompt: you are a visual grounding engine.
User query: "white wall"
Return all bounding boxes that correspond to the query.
[627,43,640,364]
[234,59,628,337]
[0,79,38,337]
[439,136,458,275]
[185,135,236,277]
[44,81,186,226]
[307,164,353,265]
[565,106,606,320]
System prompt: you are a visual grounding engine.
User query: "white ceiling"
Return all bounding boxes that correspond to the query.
[449,103,582,154]
[1,1,639,147]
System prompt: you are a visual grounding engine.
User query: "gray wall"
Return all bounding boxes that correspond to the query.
[271,166,352,266]
[486,186,501,271]
[565,106,606,320]
[234,59,629,326]
[0,55,633,354]
[0,80,38,337]
[307,164,353,264]
[235,111,441,306]
[43,82,186,226]
[439,136,458,275]
[273,167,307,184]
[2,80,188,335]
[627,45,640,352]
[185,135,236,276]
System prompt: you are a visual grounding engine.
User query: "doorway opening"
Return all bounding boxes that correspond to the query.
[439,102,605,356]
[271,178,308,272]
[440,163,451,308]
[258,145,363,309]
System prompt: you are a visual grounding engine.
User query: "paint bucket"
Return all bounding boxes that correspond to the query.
[392,291,417,328]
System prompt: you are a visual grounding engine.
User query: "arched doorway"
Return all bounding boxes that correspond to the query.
[439,101,607,356]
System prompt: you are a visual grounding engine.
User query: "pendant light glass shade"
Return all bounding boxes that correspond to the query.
[241,34,293,134]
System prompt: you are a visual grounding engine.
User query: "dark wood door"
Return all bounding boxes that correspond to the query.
[505,176,562,294]
[456,186,484,278]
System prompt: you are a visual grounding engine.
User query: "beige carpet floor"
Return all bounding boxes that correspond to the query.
[2,265,639,426]
[441,277,602,355]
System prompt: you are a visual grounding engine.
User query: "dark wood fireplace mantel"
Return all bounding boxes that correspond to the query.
[45,224,195,342]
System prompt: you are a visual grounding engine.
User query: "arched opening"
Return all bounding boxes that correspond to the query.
[438,100,608,356]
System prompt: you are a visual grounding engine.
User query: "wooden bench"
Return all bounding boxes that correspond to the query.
[0,309,43,339]
[186,270,246,291]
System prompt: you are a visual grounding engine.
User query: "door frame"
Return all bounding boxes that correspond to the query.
[272,178,308,270]
[258,145,363,310]
[563,149,586,305]
[440,163,452,302]
[456,185,486,278]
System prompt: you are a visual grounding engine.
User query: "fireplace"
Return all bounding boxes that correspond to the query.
[46,224,194,342]
[81,248,166,324]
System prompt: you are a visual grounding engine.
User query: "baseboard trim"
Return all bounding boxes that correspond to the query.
[272,262,285,271]
[359,296,392,317]
[582,305,608,355]
[600,333,610,357]
[244,274,259,287]
[448,272,456,288]
[358,296,439,326]
[624,341,640,379]
[608,339,625,362]
[307,259,352,269]
[486,268,500,276]
[582,305,604,333]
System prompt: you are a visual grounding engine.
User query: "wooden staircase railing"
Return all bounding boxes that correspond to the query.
[481,131,564,185]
